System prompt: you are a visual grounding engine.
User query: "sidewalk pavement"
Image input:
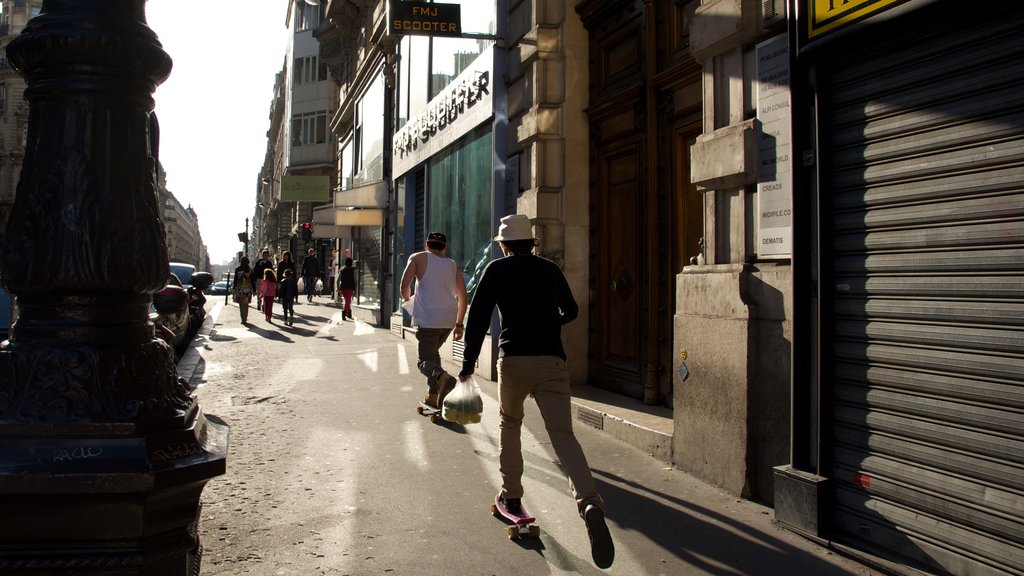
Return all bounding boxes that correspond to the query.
[178,297,888,569]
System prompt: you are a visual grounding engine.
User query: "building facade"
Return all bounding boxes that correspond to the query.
[157,164,209,270]
[0,0,41,238]
[256,0,338,271]
[308,2,1024,574]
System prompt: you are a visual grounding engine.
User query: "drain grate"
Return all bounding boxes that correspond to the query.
[577,406,604,430]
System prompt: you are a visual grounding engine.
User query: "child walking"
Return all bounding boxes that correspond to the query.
[260,268,278,322]
[279,268,298,326]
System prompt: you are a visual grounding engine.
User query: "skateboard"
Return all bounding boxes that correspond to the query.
[490,493,540,539]
[417,401,442,423]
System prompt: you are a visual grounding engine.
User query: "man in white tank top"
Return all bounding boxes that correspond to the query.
[400,232,468,408]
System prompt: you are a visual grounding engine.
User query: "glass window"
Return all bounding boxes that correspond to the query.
[428,126,493,298]
[428,1,494,98]
[339,138,353,190]
[295,2,321,31]
[355,227,382,307]
[354,73,385,185]
[293,56,326,85]
[393,178,406,307]
[397,36,410,130]
[408,36,429,114]
[291,111,328,146]
[0,83,6,111]
[453,0,495,35]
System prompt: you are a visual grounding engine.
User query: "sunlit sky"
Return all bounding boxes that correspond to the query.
[146,1,287,264]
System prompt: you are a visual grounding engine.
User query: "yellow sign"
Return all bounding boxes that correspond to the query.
[808,0,909,38]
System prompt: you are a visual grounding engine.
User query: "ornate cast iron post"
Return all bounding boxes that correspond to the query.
[0,1,228,574]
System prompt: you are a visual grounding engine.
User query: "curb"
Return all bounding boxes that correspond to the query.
[177,302,219,388]
[571,402,673,462]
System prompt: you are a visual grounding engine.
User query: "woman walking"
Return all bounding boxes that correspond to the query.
[338,257,356,320]
[233,257,255,324]
[276,251,296,290]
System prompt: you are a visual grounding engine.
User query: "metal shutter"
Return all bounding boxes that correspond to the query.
[824,7,1024,576]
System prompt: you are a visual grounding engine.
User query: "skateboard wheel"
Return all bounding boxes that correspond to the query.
[507,526,519,539]
[490,504,499,516]
[529,525,540,538]
[429,414,439,423]
[416,406,424,415]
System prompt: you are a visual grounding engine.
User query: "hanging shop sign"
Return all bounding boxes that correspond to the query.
[392,46,493,176]
[388,0,462,37]
[807,0,910,39]
[755,34,792,258]
[281,175,331,202]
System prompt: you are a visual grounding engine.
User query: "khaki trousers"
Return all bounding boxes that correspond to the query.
[497,356,604,515]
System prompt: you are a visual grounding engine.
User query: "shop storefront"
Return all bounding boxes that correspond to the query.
[391,4,506,375]
[332,66,390,324]
[777,2,1024,574]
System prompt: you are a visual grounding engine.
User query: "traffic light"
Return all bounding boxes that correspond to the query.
[301,222,313,242]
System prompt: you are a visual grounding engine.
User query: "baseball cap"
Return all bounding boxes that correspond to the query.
[426,232,447,249]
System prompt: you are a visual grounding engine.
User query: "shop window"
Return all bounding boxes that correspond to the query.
[355,227,383,308]
[427,126,493,298]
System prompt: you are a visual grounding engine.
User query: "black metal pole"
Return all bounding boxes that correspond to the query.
[0,2,227,574]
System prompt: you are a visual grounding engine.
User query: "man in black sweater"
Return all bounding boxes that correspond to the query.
[458,214,614,569]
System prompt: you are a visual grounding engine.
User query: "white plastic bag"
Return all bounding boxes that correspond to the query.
[315,278,324,292]
[297,277,305,293]
[401,296,415,325]
[442,378,483,424]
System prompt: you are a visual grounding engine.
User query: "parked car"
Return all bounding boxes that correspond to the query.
[209,280,229,295]
[155,264,214,358]
[169,262,197,290]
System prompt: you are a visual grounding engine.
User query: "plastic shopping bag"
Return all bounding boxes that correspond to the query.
[442,377,484,424]
[297,277,305,293]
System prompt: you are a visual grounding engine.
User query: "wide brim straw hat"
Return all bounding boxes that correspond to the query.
[493,214,536,242]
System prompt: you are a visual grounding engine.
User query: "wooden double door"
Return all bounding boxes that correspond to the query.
[578,0,702,405]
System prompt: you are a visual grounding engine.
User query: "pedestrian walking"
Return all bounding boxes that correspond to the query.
[399,231,468,409]
[276,251,296,293]
[278,268,298,326]
[301,248,319,303]
[458,214,614,569]
[338,257,356,321]
[232,257,254,324]
[260,268,278,323]
[252,249,274,312]
[326,249,337,299]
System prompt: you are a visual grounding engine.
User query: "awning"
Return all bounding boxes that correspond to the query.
[334,208,384,226]
[334,181,387,208]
